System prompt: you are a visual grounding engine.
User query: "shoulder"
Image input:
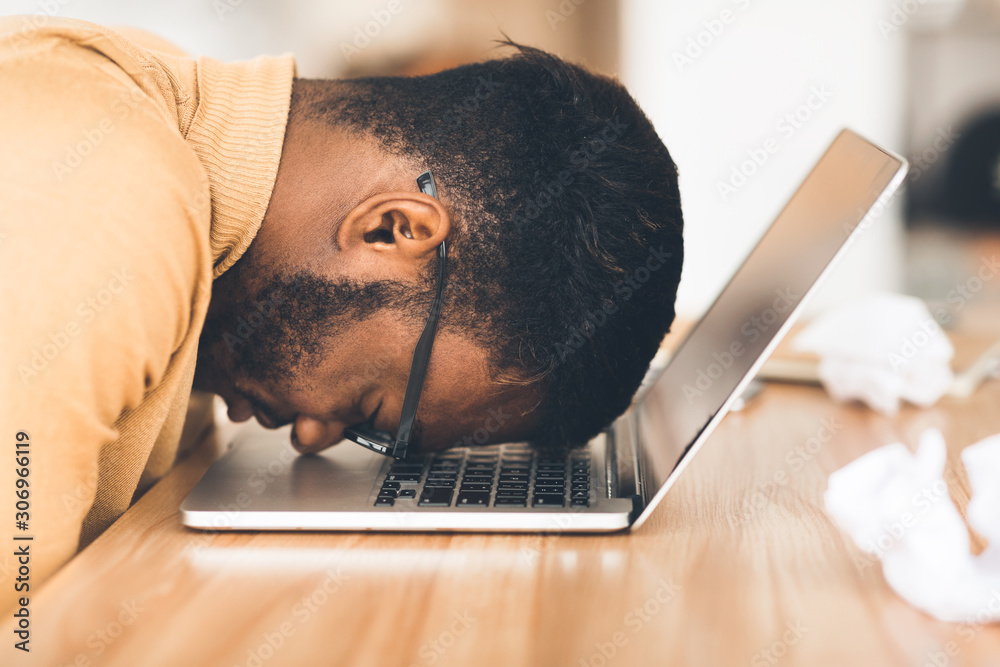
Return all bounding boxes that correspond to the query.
[0,16,193,131]
[0,19,213,353]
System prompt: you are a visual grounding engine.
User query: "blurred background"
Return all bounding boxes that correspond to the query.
[10,0,1000,329]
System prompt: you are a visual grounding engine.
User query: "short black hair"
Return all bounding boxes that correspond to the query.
[295,42,683,448]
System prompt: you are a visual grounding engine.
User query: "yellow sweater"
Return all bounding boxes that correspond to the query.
[0,16,295,613]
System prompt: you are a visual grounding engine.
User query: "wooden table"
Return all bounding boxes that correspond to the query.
[6,336,1000,667]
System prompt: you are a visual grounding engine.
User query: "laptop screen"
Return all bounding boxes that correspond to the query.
[632,129,906,509]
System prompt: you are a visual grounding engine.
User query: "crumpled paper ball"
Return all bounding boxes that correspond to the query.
[794,293,954,414]
[825,429,1000,623]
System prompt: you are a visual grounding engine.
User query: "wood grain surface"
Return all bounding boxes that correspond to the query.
[5,335,1000,667]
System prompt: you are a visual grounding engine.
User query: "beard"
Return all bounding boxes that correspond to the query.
[194,243,427,394]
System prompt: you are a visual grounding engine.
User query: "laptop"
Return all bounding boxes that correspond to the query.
[181,129,907,533]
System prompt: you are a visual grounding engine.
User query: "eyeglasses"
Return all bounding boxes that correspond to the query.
[342,171,446,460]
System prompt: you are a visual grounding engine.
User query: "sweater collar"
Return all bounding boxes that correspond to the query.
[186,53,296,278]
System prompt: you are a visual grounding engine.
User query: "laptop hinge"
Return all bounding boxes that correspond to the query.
[629,410,646,506]
[603,412,644,508]
[604,428,618,499]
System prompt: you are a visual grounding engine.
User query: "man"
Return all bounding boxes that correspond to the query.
[0,15,683,612]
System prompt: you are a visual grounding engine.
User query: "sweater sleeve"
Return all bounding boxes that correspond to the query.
[0,29,209,614]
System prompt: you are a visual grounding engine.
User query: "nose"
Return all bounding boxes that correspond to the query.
[226,394,255,423]
[291,415,346,455]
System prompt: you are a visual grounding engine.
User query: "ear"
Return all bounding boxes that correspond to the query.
[337,191,449,274]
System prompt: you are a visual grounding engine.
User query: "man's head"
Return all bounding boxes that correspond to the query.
[193,42,684,455]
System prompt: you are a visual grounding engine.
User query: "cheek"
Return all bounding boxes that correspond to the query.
[420,390,532,449]
[267,354,368,411]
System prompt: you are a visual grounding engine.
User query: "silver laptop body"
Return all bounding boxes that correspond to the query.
[181,129,907,533]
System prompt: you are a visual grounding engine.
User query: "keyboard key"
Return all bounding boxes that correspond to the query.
[424,480,456,489]
[534,483,565,493]
[418,487,454,507]
[571,474,590,483]
[459,482,492,492]
[571,489,589,499]
[499,474,528,483]
[374,497,395,507]
[389,463,424,474]
[536,471,565,480]
[500,466,530,475]
[571,497,590,507]
[457,491,491,506]
[380,481,401,490]
[385,473,422,482]
[377,488,398,498]
[497,482,527,491]
[398,489,416,499]
[495,497,527,507]
[532,494,566,507]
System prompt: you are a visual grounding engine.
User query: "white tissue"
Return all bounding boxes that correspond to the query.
[825,429,1000,623]
[794,293,954,415]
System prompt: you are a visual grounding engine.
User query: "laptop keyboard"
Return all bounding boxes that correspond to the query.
[373,444,592,509]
